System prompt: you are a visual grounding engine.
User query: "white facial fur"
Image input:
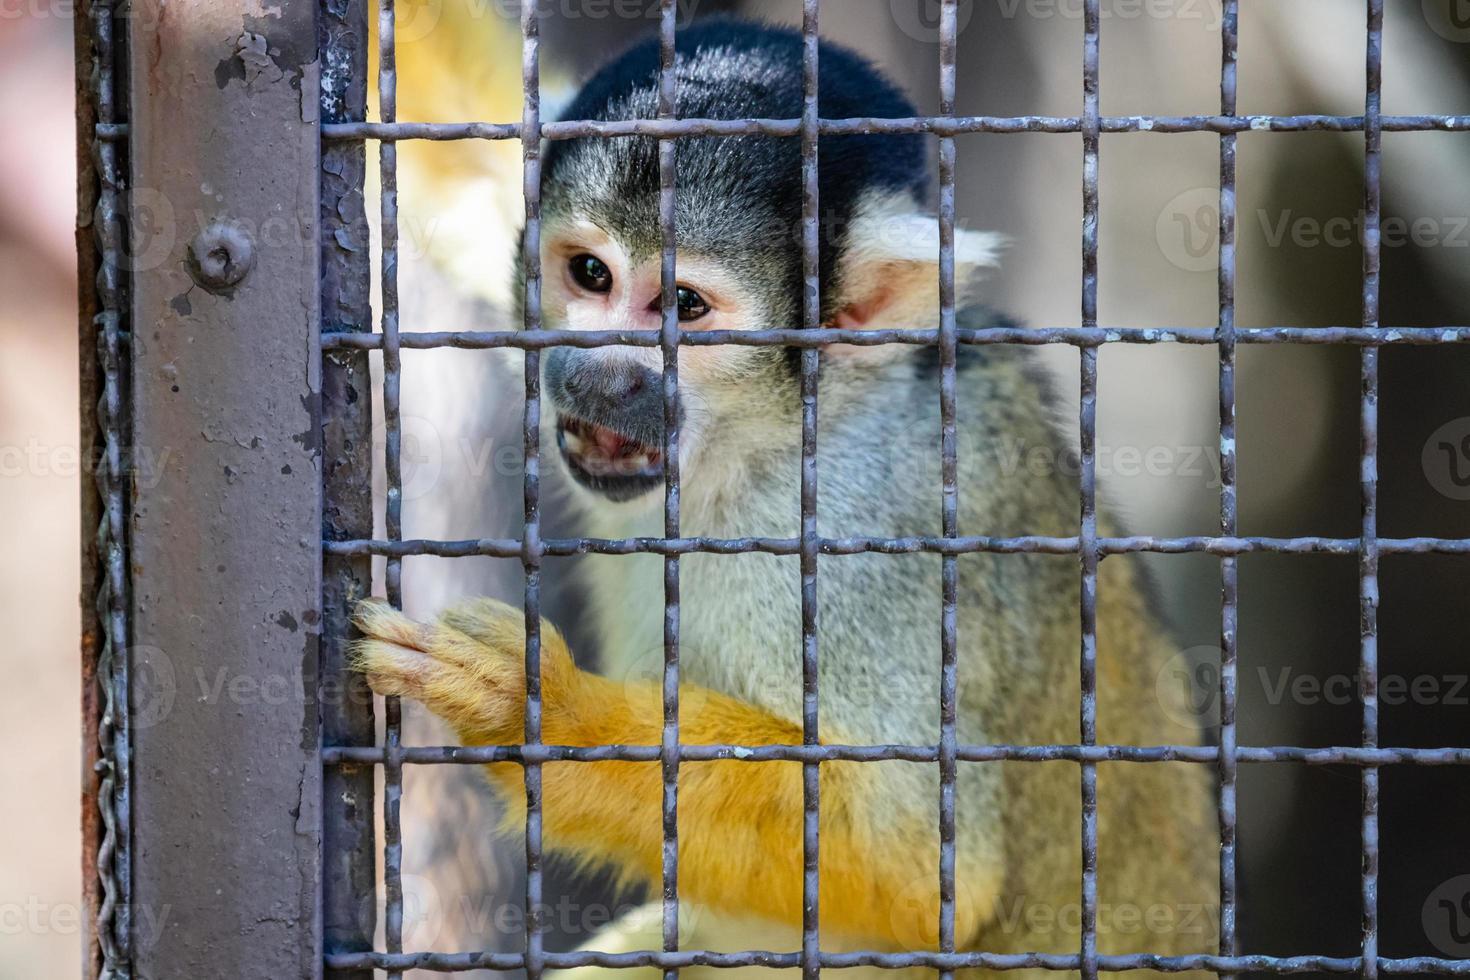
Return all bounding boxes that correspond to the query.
[537,191,1005,521]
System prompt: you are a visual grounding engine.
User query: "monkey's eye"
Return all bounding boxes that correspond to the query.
[675,286,710,322]
[570,254,613,293]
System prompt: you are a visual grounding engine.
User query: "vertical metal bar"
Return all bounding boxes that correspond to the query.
[656,5,682,979]
[936,0,960,973]
[799,4,822,980]
[1216,2,1241,974]
[377,0,406,972]
[1078,2,1101,979]
[520,3,546,979]
[77,8,106,973]
[126,0,323,974]
[82,0,131,974]
[320,0,377,969]
[1359,3,1383,979]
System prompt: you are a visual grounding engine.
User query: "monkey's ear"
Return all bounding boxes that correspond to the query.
[829,203,1005,347]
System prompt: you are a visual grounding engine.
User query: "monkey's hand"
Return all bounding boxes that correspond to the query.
[351,597,991,951]
[351,597,575,746]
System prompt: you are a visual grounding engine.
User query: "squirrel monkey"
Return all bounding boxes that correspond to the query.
[356,20,1218,980]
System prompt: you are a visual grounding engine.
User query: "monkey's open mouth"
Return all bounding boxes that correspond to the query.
[555,415,665,501]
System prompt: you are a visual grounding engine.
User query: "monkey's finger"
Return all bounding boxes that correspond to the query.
[361,670,419,700]
[440,597,572,668]
[351,636,437,699]
[355,635,519,734]
[352,598,433,651]
[438,597,527,650]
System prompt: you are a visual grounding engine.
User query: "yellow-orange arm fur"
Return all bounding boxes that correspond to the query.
[353,598,980,950]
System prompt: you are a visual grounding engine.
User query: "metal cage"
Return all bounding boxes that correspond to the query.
[76,0,1470,977]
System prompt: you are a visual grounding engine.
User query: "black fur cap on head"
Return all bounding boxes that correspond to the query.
[540,19,930,323]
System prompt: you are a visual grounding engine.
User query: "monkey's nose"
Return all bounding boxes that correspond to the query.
[563,371,640,398]
[545,348,665,437]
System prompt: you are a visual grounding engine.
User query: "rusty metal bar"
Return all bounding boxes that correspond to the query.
[322,948,1470,974]
[936,0,960,972]
[322,534,1470,559]
[319,325,1470,350]
[314,113,1470,142]
[1078,3,1102,977]
[798,6,822,980]
[375,0,406,974]
[1216,2,1241,975]
[125,0,324,975]
[519,4,547,980]
[78,0,131,975]
[656,4,682,977]
[323,743,1470,767]
[319,0,377,970]
[1359,3,1384,979]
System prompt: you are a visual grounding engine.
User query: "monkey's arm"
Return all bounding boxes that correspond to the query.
[353,598,983,950]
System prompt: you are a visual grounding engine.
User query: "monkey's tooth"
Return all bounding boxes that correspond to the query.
[563,428,588,455]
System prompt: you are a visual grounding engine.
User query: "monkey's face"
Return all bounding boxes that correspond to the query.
[538,218,799,507]
[526,22,1009,512]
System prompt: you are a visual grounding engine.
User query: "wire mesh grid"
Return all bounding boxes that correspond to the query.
[307,0,1470,976]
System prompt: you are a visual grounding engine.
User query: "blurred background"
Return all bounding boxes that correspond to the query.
[1,11,89,978]
[8,0,1470,976]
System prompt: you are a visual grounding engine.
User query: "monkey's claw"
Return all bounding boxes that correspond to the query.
[350,597,569,743]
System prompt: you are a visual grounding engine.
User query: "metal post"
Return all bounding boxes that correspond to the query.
[126,0,324,975]
[319,0,377,972]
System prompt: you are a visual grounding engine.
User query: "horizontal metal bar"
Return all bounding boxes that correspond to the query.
[319,326,1470,351]
[301,114,1470,143]
[323,949,1470,974]
[320,744,1470,767]
[323,535,1470,559]
[100,114,1470,144]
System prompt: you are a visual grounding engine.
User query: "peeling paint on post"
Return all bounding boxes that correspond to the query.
[127,0,323,976]
[318,0,377,970]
